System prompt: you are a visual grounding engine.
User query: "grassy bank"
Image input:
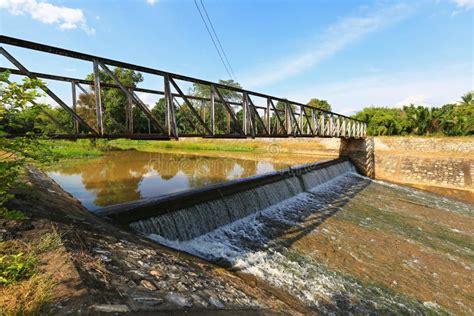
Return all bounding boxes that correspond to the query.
[0,222,62,314]
[109,139,260,153]
[40,139,111,160]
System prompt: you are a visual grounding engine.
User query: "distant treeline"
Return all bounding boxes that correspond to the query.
[352,93,474,136]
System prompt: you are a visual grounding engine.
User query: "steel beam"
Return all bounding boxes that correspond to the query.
[169,77,212,136]
[213,86,244,135]
[98,61,166,135]
[247,95,269,136]
[0,47,98,135]
[210,85,216,135]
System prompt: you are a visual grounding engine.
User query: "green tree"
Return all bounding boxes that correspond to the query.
[459,91,474,106]
[189,79,242,134]
[307,98,332,112]
[0,72,51,215]
[85,68,145,133]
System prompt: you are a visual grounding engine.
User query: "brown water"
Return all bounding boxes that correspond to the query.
[47,150,300,211]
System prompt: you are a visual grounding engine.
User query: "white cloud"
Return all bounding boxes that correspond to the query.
[146,0,158,5]
[395,95,427,107]
[0,0,95,34]
[452,0,474,9]
[240,3,413,89]
[281,63,473,115]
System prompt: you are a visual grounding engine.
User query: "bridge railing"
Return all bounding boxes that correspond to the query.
[0,36,366,139]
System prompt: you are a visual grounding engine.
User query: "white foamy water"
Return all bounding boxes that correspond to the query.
[148,172,377,309]
[137,161,442,313]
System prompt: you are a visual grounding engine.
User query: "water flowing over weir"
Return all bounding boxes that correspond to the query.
[97,158,358,241]
[133,161,355,240]
[97,159,456,312]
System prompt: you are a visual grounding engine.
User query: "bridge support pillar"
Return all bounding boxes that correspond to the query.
[339,137,375,178]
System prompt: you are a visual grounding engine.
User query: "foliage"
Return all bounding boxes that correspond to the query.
[0,229,60,314]
[0,208,28,220]
[0,72,54,216]
[353,95,474,136]
[307,98,332,112]
[84,67,146,133]
[0,252,37,285]
[459,91,474,106]
[186,79,243,134]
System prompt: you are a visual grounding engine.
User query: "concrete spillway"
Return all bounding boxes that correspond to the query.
[96,158,357,241]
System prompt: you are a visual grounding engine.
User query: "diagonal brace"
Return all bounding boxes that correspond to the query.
[0,47,98,135]
[98,61,166,135]
[168,77,212,135]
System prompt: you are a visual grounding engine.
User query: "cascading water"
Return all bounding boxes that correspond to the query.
[107,158,471,313]
[129,160,355,241]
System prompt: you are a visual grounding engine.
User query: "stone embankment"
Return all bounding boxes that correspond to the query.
[372,137,474,202]
[5,166,306,314]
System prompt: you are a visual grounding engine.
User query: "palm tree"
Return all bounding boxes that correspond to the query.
[459,91,474,106]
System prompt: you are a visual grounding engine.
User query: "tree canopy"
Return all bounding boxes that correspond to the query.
[307,98,332,112]
[352,96,474,136]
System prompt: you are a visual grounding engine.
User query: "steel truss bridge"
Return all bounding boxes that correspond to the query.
[0,36,366,140]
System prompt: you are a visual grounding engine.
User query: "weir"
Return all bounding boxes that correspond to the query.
[97,158,357,241]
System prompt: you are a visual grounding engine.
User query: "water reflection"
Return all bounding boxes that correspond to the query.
[47,150,289,210]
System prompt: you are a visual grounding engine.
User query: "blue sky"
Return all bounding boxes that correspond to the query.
[0,0,473,115]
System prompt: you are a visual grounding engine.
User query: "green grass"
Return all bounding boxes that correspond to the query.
[0,228,61,314]
[0,252,37,285]
[110,139,260,153]
[0,207,28,220]
[40,139,110,160]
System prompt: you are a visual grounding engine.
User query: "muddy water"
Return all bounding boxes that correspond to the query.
[47,150,322,211]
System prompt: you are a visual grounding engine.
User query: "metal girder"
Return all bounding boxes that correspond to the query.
[213,86,244,135]
[301,106,314,136]
[93,60,104,135]
[0,47,98,135]
[97,61,166,135]
[247,95,269,135]
[287,101,302,136]
[163,74,177,137]
[169,77,212,136]
[268,98,287,135]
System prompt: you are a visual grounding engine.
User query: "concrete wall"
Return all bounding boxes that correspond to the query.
[372,137,474,202]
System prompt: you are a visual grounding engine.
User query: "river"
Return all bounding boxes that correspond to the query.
[47,150,325,211]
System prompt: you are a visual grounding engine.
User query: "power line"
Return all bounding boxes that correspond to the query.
[199,0,237,81]
[193,0,235,81]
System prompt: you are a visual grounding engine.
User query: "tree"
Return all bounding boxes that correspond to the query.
[188,79,242,134]
[459,91,474,106]
[0,71,51,215]
[85,67,144,133]
[307,98,332,112]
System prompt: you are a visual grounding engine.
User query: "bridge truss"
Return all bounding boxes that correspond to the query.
[0,36,366,140]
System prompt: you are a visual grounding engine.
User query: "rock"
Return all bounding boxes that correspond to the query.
[140,279,157,291]
[165,292,193,308]
[149,270,161,278]
[91,304,130,313]
[132,297,163,305]
[209,296,225,308]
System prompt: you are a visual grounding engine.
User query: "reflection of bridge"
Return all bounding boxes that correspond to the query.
[0,36,366,140]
